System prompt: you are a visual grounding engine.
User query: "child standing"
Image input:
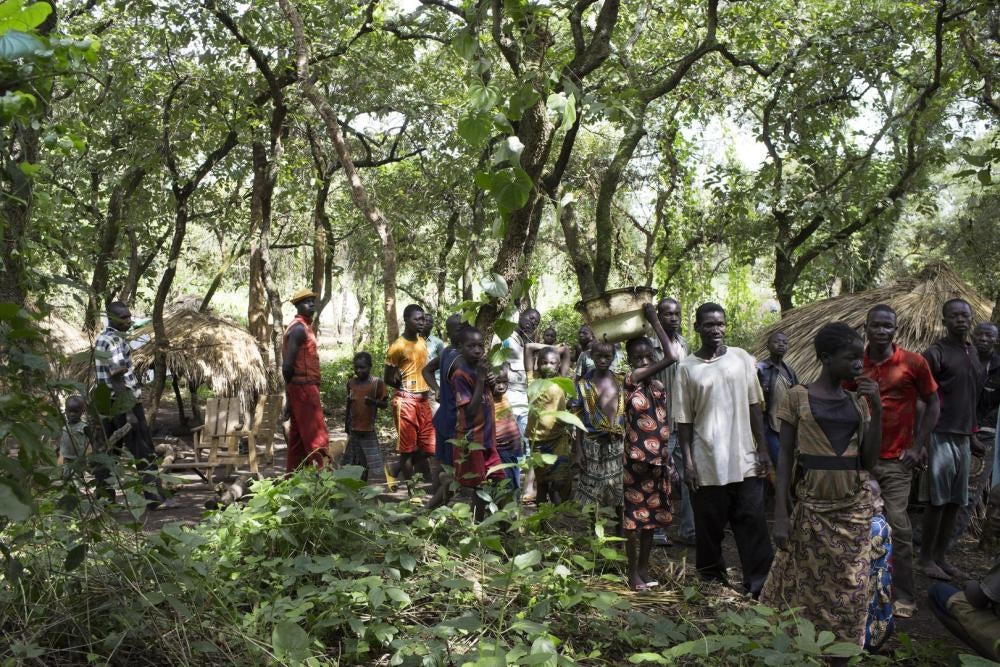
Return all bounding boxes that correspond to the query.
[760,322,882,648]
[60,395,114,499]
[526,345,574,504]
[343,352,389,484]
[493,379,523,492]
[622,304,681,591]
[573,341,626,522]
[449,327,505,503]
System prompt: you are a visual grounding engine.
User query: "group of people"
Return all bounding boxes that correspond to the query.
[67,289,999,659]
[326,292,1000,658]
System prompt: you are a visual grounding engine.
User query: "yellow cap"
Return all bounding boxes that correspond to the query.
[289,288,318,304]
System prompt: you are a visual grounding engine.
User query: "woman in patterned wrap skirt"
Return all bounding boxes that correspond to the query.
[761,322,882,649]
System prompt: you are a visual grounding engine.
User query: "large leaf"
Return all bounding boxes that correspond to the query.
[513,549,541,569]
[479,273,508,298]
[0,29,41,60]
[272,621,311,663]
[491,136,524,167]
[0,478,32,521]
[493,167,532,213]
[467,82,500,112]
[458,113,493,147]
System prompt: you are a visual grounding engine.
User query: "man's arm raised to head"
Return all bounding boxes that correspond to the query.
[282,322,306,384]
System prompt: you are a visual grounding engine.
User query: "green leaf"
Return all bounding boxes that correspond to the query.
[977,168,992,186]
[458,113,493,146]
[506,83,541,121]
[16,1,51,28]
[64,543,87,571]
[494,318,516,341]
[272,621,311,663]
[17,161,40,176]
[550,377,575,396]
[468,82,500,112]
[439,613,482,631]
[491,136,524,167]
[513,549,541,569]
[451,30,475,60]
[492,167,532,213]
[480,273,509,298]
[816,630,835,647]
[824,642,862,658]
[629,653,668,665]
[386,587,411,605]
[559,93,577,132]
[0,478,32,521]
[398,552,416,572]
[543,410,585,431]
[0,29,41,60]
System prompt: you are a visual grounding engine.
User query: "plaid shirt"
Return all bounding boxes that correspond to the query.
[94,326,141,398]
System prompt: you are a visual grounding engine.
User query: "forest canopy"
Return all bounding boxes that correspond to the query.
[1,0,998,358]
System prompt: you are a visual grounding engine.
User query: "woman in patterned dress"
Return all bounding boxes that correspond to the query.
[761,322,882,648]
[622,304,682,591]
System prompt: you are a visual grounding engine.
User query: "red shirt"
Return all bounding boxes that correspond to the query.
[847,345,938,459]
[283,315,321,384]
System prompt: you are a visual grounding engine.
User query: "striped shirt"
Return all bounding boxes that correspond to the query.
[94,326,140,398]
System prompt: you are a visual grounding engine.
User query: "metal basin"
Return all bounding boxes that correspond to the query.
[575,286,656,344]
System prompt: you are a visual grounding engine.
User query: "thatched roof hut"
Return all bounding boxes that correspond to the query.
[130,309,269,411]
[41,314,91,358]
[752,264,993,382]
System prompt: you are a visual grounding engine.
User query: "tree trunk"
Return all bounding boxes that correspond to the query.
[773,247,796,313]
[85,167,146,330]
[247,142,270,360]
[0,125,38,306]
[435,204,458,307]
[279,0,399,342]
[478,100,555,333]
[558,201,599,299]
[148,198,190,429]
[593,113,646,293]
[311,175,333,329]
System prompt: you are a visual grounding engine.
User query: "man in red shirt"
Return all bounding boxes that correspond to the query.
[857,304,939,617]
[282,288,329,471]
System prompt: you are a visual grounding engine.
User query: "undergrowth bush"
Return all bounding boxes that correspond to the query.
[1,468,967,666]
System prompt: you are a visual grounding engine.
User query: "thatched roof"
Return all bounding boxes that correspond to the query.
[752,264,993,383]
[41,314,91,357]
[130,309,269,410]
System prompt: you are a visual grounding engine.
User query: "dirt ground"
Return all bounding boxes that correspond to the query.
[139,398,991,656]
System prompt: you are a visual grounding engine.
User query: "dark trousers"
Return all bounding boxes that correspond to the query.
[102,403,162,503]
[691,477,774,597]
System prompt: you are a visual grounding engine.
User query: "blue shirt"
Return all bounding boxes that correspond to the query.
[433,346,462,465]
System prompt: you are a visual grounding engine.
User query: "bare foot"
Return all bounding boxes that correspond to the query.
[628,573,649,591]
[639,569,659,587]
[921,561,951,581]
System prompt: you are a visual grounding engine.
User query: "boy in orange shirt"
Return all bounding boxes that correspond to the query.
[385,304,436,483]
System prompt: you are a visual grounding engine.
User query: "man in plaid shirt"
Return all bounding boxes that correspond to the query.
[94,301,165,507]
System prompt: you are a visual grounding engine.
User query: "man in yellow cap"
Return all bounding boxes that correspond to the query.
[282,288,329,471]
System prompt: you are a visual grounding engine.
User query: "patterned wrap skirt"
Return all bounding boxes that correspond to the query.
[622,457,673,530]
[760,486,875,646]
[342,431,386,485]
[574,432,624,508]
[865,513,894,651]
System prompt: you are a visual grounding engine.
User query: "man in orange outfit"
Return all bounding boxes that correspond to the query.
[282,288,329,471]
[385,304,436,482]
